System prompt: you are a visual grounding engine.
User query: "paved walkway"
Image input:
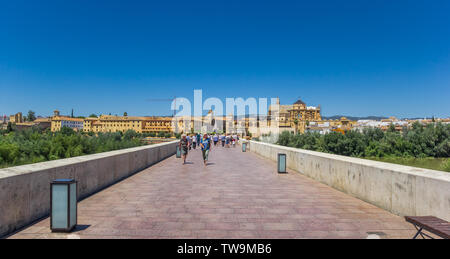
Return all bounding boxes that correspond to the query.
[8,144,416,239]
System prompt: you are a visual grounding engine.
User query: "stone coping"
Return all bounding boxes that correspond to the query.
[250,140,450,182]
[0,140,179,179]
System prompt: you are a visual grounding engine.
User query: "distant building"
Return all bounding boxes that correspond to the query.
[82,115,173,134]
[33,117,51,129]
[268,98,322,134]
[0,115,7,129]
[0,115,7,130]
[9,112,23,123]
[354,117,409,132]
[15,117,51,131]
[51,110,84,131]
[304,117,356,134]
[15,122,35,131]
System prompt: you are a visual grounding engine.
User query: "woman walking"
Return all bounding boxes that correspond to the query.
[232,134,237,147]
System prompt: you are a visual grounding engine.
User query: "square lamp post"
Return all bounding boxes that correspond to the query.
[176,145,181,158]
[50,179,77,232]
[242,142,247,152]
[278,153,287,173]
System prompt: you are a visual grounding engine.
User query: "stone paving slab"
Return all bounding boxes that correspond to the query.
[7,144,417,239]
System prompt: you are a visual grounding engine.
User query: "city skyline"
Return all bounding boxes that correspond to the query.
[1,0,449,118]
[2,105,448,121]
[1,92,448,120]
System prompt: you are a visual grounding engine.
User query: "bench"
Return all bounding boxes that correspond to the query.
[405,216,450,239]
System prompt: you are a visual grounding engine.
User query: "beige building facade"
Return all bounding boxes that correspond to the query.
[268,98,322,134]
[9,112,23,124]
[82,115,175,134]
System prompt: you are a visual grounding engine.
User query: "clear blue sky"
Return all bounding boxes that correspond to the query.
[0,0,449,118]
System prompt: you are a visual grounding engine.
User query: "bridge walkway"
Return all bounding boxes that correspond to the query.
[8,144,415,239]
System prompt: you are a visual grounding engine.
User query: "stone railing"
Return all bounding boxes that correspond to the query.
[0,141,178,237]
[248,140,450,221]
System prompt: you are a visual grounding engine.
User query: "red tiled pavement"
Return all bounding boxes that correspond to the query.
[7,144,417,239]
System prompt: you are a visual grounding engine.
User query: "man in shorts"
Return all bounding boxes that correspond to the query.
[186,134,192,150]
[179,134,190,164]
[196,133,201,147]
[213,134,219,146]
[221,134,225,147]
[192,134,197,149]
[200,134,211,166]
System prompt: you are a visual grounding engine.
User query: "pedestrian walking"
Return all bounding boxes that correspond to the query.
[200,134,211,166]
[213,134,218,146]
[187,134,192,150]
[196,133,201,147]
[192,134,197,149]
[179,134,190,164]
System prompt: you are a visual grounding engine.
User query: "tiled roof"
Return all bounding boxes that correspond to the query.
[51,116,84,122]
[34,118,51,122]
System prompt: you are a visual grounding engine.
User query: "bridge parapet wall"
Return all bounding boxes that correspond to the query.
[0,141,178,237]
[249,140,450,221]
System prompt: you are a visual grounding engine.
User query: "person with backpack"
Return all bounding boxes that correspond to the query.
[200,134,211,166]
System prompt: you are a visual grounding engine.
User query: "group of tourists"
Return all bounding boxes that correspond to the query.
[178,133,240,166]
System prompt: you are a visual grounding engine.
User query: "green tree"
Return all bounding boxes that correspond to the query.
[275,122,450,161]
[27,110,36,122]
[387,123,396,133]
[123,129,138,140]
[60,126,75,135]
[6,122,14,132]
[293,119,299,134]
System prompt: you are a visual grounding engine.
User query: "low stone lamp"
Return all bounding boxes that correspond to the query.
[278,153,287,173]
[50,179,77,232]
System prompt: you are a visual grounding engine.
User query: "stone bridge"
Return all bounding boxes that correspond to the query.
[2,141,449,239]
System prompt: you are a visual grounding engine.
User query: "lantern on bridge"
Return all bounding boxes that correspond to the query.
[277,153,287,173]
[50,179,77,232]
